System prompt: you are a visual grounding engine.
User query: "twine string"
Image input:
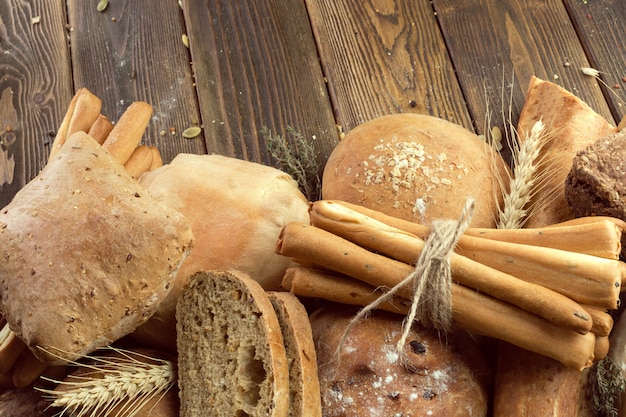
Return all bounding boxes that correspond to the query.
[333,198,475,362]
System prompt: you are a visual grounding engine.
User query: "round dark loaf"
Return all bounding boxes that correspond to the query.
[309,305,491,417]
[565,131,626,220]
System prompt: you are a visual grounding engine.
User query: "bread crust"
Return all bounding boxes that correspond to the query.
[176,271,289,417]
[310,305,491,417]
[268,291,322,417]
[134,154,309,352]
[517,76,616,228]
[321,113,509,228]
[0,132,193,365]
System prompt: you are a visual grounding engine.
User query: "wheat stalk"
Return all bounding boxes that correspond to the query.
[497,119,548,229]
[38,346,176,417]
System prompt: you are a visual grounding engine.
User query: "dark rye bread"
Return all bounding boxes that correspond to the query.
[176,271,289,417]
[268,291,322,417]
[565,130,626,220]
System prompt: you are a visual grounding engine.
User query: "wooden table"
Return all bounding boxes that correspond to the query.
[0,0,624,207]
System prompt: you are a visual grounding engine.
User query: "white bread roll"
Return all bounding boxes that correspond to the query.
[322,114,509,228]
[133,154,310,351]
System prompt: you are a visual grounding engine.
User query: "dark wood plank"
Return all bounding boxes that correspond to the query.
[305,0,474,133]
[433,0,616,148]
[183,0,338,176]
[67,0,205,163]
[0,0,72,207]
[564,0,626,123]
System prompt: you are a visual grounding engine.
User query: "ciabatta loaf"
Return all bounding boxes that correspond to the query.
[134,154,309,352]
[0,132,193,365]
[176,271,289,417]
[268,291,322,417]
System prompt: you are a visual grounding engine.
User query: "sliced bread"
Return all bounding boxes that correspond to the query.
[268,291,322,417]
[176,271,289,417]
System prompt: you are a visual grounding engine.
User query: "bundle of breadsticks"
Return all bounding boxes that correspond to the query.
[276,199,626,371]
[0,88,163,389]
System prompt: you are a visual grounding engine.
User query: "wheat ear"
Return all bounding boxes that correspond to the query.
[496,119,549,229]
[37,346,176,417]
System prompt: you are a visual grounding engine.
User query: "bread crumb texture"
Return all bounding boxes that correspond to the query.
[177,271,288,417]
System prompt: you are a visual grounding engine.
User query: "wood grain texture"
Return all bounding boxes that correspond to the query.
[67,0,205,163]
[0,0,72,207]
[564,0,626,123]
[183,0,338,173]
[305,0,473,133]
[433,0,615,151]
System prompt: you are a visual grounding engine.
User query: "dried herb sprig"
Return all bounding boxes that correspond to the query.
[262,125,321,201]
[588,356,626,417]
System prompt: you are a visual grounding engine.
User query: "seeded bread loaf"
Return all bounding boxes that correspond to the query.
[268,291,322,417]
[309,305,491,417]
[321,113,509,228]
[0,132,193,365]
[176,271,289,417]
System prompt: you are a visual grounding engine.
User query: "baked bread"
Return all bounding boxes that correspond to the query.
[268,291,322,417]
[516,76,616,228]
[176,271,289,417]
[133,153,310,352]
[0,132,193,365]
[0,388,58,417]
[321,113,509,228]
[493,344,583,416]
[309,305,491,417]
[565,130,626,220]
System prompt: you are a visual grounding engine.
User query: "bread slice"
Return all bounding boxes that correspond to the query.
[176,271,289,417]
[268,291,322,417]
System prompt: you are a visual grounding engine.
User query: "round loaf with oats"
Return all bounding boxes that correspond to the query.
[321,113,509,228]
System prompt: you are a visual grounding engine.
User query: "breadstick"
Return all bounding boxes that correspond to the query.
[311,200,621,310]
[11,348,48,388]
[0,324,26,374]
[308,204,595,332]
[124,145,153,179]
[282,267,412,313]
[87,114,114,144]
[149,146,163,171]
[582,305,614,337]
[282,266,596,370]
[329,200,622,260]
[102,101,153,165]
[49,88,102,160]
[594,336,610,361]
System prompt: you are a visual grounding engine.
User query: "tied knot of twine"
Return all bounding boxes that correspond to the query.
[395,198,474,350]
[336,198,475,360]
